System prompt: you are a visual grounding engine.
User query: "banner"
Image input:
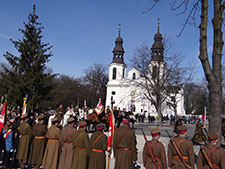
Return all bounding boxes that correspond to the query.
[107,110,114,150]
[95,98,103,115]
[22,95,28,115]
[0,101,7,132]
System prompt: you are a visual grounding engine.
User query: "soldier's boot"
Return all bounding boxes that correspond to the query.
[33,164,41,169]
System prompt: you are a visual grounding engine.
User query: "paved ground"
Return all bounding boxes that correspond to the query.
[107,121,225,169]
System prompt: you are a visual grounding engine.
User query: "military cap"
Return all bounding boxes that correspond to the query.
[122,118,130,124]
[151,128,160,136]
[207,131,219,140]
[79,121,87,127]
[96,123,105,130]
[51,117,58,123]
[21,113,28,119]
[177,125,187,133]
[67,117,75,123]
[38,114,45,120]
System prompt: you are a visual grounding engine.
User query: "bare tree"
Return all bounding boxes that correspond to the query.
[130,41,191,126]
[144,0,224,141]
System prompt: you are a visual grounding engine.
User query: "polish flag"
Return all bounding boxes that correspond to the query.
[107,110,114,151]
[0,101,7,133]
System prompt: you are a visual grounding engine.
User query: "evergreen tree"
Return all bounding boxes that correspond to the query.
[0,5,55,113]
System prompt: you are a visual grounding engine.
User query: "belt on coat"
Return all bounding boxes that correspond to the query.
[92,148,104,152]
[204,163,219,167]
[117,147,131,151]
[48,138,59,141]
[35,136,46,139]
[148,156,161,160]
[76,147,86,150]
[21,134,28,136]
[172,155,189,160]
[65,141,72,144]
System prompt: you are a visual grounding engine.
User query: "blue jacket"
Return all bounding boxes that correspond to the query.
[2,128,13,151]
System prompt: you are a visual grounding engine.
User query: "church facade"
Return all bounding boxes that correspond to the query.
[105,25,185,117]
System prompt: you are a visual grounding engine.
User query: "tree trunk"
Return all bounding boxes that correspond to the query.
[199,0,224,143]
[157,104,163,127]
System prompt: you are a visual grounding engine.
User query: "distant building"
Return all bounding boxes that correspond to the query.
[105,24,185,116]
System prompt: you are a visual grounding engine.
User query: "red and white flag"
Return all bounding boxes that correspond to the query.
[107,110,114,151]
[95,98,103,115]
[0,101,7,133]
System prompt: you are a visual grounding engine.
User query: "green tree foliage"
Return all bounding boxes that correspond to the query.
[0,5,55,113]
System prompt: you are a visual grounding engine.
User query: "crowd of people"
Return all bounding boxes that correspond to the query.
[0,106,225,169]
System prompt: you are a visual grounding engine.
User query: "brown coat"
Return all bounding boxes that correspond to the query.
[42,125,62,169]
[143,139,167,169]
[88,131,107,169]
[58,125,76,169]
[168,136,195,169]
[29,123,47,165]
[16,121,33,160]
[197,144,225,169]
[71,130,90,169]
[113,125,137,169]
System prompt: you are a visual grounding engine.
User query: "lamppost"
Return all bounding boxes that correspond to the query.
[111,91,116,109]
[77,85,80,108]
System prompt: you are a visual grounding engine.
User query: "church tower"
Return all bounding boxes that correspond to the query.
[149,19,166,79]
[106,25,127,108]
[108,24,127,81]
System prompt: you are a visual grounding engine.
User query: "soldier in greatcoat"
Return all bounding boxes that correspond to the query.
[113,118,137,169]
[42,117,62,169]
[197,131,225,169]
[168,125,195,169]
[29,114,47,169]
[142,128,167,169]
[71,120,90,169]
[16,113,33,169]
[58,117,76,169]
[88,123,107,169]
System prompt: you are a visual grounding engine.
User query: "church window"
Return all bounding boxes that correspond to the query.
[122,68,125,78]
[152,66,157,79]
[132,72,136,80]
[112,67,117,79]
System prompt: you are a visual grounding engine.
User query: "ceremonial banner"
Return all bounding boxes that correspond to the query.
[22,95,28,115]
[0,101,7,132]
[95,98,103,115]
[107,110,114,150]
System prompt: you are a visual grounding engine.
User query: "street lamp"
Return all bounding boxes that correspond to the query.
[77,85,80,108]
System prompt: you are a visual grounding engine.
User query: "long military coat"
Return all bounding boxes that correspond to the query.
[29,123,47,165]
[42,125,61,169]
[113,125,137,169]
[142,139,167,169]
[88,131,107,169]
[71,130,90,169]
[197,144,225,169]
[168,136,195,169]
[16,121,33,160]
[58,125,76,169]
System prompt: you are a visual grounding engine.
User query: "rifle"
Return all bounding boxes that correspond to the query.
[200,146,214,169]
[140,128,161,169]
[165,130,192,169]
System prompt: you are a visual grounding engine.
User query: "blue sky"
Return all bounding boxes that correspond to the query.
[0,0,220,80]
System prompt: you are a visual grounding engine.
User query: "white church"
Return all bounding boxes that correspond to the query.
[105,24,185,117]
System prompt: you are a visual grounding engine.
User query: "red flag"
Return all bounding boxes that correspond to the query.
[95,98,103,115]
[0,101,7,133]
[107,110,114,150]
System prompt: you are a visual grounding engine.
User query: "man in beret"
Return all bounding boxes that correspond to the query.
[29,114,47,169]
[88,123,107,169]
[143,128,167,169]
[16,113,33,169]
[168,125,195,169]
[197,131,225,169]
[42,117,62,169]
[58,117,76,169]
[113,118,137,169]
[71,120,90,169]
